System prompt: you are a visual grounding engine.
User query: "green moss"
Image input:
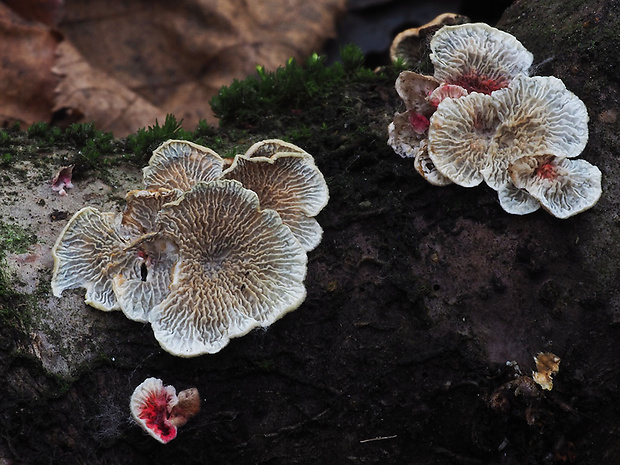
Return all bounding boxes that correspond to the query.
[0,222,37,255]
[210,45,394,127]
[125,114,190,163]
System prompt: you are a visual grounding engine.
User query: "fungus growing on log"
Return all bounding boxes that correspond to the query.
[428,75,590,191]
[509,155,602,218]
[148,179,308,357]
[143,139,225,191]
[52,139,327,356]
[388,21,600,218]
[130,378,200,443]
[51,207,131,311]
[430,23,533,94]
[222,152,329,251]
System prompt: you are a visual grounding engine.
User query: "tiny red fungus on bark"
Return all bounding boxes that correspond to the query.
[130,377,200,443]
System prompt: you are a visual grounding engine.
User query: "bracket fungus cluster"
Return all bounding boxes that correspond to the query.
[388,21,602,218]
[51,139,329,356]
[130,377,201,443]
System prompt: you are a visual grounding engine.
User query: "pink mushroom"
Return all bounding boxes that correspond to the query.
[51,165,74,196]
[130,377,200,443]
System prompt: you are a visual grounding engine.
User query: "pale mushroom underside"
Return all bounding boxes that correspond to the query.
[130,377,178,444]
[222,153,329,252]
[51,207,132,311]
[143,139,225,191]
[430,22,533,92]
[148,180,308,357]
[509,155,602,219]
[428,75,590,190]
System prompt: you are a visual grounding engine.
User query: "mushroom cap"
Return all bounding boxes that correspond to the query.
[112,235,179,322]
[121,188,183,236]
[427,91,496,187]
[244,139,308,158]
[387,111,427,159]
[427,83,468,107]
[222,153,329,252]
[143,139,225,191]
[395,71,440,114]
[51,207,132,311]
[389,12,470,65]
[413,144,452,186]
[148,179,308,357]
[428,75,590,190]
[509,155,602,219]
[130,377,179,444]
[497,182,541,215]
[430,23,533,94]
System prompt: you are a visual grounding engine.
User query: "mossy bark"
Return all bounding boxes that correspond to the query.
[1,0,620,463]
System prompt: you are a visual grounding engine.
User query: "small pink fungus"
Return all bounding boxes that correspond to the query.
[130,377,200,444]
[51,165,74,196]
[408,112,430,134]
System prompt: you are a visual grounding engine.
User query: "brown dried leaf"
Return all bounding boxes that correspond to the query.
[0,3,60,127]
[53,41,168,137]
[3,0,64,26]
[55,0,346,133]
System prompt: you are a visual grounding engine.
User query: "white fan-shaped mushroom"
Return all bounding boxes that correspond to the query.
[222,152,329,252]
[148,180,308,357]
[143,139,225,191]
[130,377,179,444]
[509,155,602,219]
[427,91,497,187]
[430,23,533,94]
[428,75,590,191]
[51,207,132,311]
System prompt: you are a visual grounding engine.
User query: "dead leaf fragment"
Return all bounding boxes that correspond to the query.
[0,3,61,127]
[533,352,561,391]
[55,0,346,133]
[52,41,168,137]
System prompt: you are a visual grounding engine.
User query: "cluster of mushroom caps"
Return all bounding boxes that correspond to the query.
[388,20,602,218]
[51,139,329,358]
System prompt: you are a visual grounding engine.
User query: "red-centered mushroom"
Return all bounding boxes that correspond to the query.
[430,23,533,95]
[130,377,180,444]
[509,154,602,218]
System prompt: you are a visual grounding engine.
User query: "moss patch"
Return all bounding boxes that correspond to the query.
[0,222,37,327]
